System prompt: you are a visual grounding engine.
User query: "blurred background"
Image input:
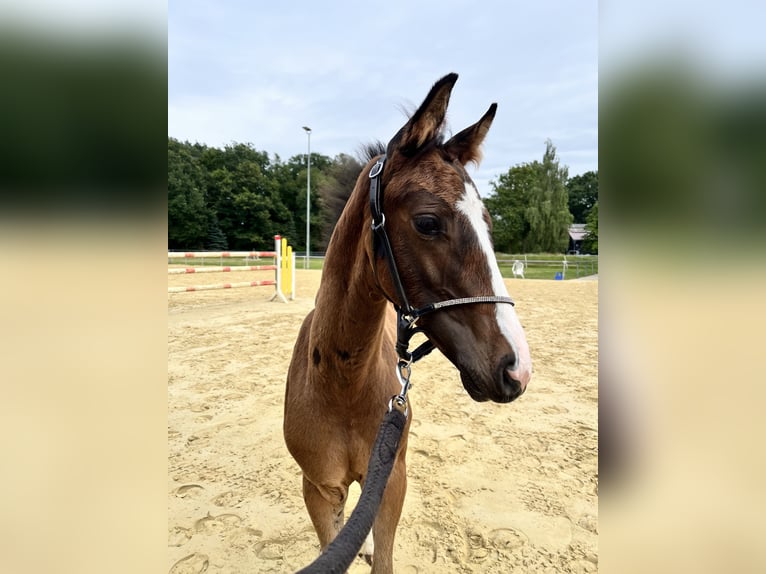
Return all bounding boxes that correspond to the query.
[0,2,167,574]
[1,0,765,572]
[600,0,766,572]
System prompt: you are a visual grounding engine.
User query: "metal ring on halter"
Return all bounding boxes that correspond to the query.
[371,212,385,231]
[369,158,385,179]
[388,394,409,416]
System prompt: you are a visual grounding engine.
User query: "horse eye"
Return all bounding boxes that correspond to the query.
[413,215,441,236]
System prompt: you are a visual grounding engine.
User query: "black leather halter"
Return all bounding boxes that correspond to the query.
[368,155,515,364]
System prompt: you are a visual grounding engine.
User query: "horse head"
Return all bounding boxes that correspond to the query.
[366,73,532,403]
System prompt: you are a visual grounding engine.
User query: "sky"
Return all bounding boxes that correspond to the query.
[599,0,766,77]
[168,0,598,197]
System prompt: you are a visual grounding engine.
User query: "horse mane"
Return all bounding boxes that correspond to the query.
[359,141,386,163]
[361,131,449,166]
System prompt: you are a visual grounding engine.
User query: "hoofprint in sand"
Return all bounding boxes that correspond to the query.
[168,269,597,573]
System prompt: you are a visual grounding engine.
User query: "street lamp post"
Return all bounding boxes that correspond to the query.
[302,126,311,269]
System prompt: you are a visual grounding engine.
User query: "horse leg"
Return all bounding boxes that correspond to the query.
[302,475,348,550]
[358,529,374,565]
[369,458,407,574]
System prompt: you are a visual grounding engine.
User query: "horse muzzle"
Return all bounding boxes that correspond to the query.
[459,356,529,404]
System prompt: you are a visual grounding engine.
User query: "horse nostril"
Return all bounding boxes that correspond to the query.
[503,354,530,393]
[501,367,525,401]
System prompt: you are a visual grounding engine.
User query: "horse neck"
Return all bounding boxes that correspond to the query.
[309,185,391,390]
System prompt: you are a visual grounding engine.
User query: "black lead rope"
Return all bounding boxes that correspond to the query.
[369,154,515,365]
[295,407,407,574]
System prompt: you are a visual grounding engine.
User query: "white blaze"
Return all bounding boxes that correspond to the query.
[456,182,532,387]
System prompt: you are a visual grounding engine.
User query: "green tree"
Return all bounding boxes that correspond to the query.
[193,142,296,250]
[206,220,228,250]
[228,159,277,248]
[317,153,364,249]
[168,138,208,249]
[567,170,598,223]
[485,140,573,253]
[524,140,573,252]
[205,165,237,247]
[581,202,598,254]
[270,155,303,241]
[289,152,332,253]
[485,163,537,253]
[167,138,362,252]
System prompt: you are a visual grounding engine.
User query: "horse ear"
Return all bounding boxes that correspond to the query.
[387,73,459,157]
[444,103,497,166]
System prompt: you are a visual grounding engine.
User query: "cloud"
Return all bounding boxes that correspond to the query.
[169,1,599,194]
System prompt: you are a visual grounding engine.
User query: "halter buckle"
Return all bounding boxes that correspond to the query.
[369,158,385,179]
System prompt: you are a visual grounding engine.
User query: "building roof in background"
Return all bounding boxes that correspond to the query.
[569,223,588,241]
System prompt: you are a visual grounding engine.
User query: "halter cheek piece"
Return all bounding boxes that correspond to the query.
[368,155,515,409]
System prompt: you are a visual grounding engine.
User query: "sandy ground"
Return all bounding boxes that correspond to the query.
[168,269,598,573]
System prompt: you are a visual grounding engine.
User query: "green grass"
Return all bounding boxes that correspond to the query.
[294,257,325,270]
[169,253,597,279]
[495,254,598,280]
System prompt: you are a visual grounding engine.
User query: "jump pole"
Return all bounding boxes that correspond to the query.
[270,235,289,303]
[168,265,277,275]
[168,280,276,293]
[167,235,295,301]
[279,235,296,300]
[168,250,277,258]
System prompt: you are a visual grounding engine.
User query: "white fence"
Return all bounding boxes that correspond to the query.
[496,256,598,279]
[286,252,598,279]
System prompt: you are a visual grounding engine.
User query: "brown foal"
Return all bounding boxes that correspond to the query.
[284,73,532,573]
